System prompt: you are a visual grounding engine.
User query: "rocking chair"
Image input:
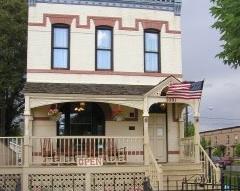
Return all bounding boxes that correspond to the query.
[40,138,56,164]
[104,138,127,164]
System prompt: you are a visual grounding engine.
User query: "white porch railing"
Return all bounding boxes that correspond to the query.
[145,145,163,190]
[180,136,221,184]
[179,137,195,161]
[0,137,23,167]
[199,144,221,183]
[31,136,144,166]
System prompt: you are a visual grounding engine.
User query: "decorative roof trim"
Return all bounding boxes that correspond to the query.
[144,75,181,97]
[28,14,181,34]
[28,0,182,16]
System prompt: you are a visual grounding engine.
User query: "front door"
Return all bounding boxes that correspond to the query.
[149,113,167,162]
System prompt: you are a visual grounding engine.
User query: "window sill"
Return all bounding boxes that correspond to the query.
[144,71,161,73]
[51,68,70,70]
[95,69,113,71]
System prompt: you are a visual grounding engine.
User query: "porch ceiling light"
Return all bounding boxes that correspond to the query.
[74,102,86,112]
[160,103,166,109]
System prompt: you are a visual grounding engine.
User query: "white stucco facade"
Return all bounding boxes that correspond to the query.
[27,3,182,85]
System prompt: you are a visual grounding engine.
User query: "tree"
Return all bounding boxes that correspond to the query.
[185,122,195,137]
[201,137,211,150]
[210,0,240,68]
[235,144,240,157]
[0,0,27,135]
[213,145,226,157]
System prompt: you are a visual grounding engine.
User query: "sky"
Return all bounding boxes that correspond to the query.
[181,0,240,131]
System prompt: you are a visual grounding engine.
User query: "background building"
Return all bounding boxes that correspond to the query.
[200,126,240,157]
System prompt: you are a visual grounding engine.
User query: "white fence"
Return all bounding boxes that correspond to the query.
[180,137,195,161]
[0,137,23,167]
[31,136,144,166]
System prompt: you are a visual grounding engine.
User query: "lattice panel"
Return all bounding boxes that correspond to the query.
[29,173,85,191]
[91,172,145,191]
[0,174,21,191]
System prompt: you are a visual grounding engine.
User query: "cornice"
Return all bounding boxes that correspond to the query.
[28,0,182,16]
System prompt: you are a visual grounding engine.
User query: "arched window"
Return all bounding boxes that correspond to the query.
[96,26,113,70]
[161,86,169,96]
[51,24,70,69]
[144,29,160,72]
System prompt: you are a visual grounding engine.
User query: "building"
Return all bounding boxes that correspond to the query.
[200,126,240,157]
[0,0,220,190]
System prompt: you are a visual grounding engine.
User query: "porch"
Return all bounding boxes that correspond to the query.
[0,136,197,167]
[0,76,220,190]
[0,135,219,191]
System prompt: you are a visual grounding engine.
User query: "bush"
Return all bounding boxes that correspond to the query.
[213,145,226,157]
[235,144,240,157]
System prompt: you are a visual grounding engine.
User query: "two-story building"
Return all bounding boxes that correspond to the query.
[201,126,240,157]
[0,0,220,190]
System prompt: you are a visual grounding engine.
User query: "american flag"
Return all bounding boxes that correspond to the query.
[166,81,204,99]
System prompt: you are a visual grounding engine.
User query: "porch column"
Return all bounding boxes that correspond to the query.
[22,96,32,191]
[178,118,185,159]
[23,96,32,167]
[179,118,185,140]
[143,114,150,165]
[193,115,200,163]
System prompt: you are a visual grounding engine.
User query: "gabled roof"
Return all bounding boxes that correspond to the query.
[144,75,181,97]
[23,83,154,96]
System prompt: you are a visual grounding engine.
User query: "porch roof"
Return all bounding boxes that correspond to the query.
[24,82,154,96]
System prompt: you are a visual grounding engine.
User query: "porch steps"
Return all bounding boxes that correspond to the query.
[161,163,203,190]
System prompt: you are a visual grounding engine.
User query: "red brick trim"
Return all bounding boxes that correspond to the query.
[27,69,183,78]
[28,14,181,34]
[48,15,76,25]
[92,17,117,27]
[168,151,180,154]
[32,151,144,157]
[33,117,50,121]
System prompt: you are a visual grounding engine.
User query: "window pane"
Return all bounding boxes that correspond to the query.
[145,32,158,52]
[54,28,68,48]
[97,30,111,49]
[145,53,158,71]
[97,50,111,69]
[53,49,68,68]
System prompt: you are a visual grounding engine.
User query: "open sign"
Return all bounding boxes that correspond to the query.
[77,157,103,167]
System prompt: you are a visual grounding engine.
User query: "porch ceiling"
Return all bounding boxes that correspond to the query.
[24,83,154,96]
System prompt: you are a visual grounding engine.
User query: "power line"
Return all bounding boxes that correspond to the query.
[200,116,240,121]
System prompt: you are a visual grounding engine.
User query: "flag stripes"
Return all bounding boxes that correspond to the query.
[166,81,204,100]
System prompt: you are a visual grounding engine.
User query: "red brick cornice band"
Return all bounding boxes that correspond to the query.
[27,69,183,78]
[28,14,181,34]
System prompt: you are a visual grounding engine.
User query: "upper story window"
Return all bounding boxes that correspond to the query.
[214,136,217,146]
[144,29,160,72]
[52,24,70,69]
[96,26,113,70]
[227,135,230,144]
[235,135,238,144]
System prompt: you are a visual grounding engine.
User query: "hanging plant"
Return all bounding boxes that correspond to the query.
[112,105,125,121]
[48,104,62,120]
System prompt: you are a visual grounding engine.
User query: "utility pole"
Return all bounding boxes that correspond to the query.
[185,106,189,136]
